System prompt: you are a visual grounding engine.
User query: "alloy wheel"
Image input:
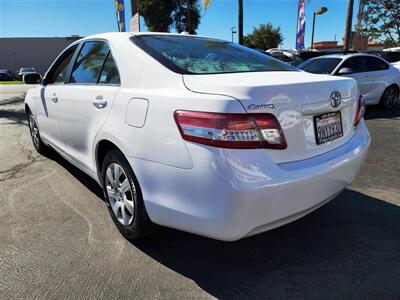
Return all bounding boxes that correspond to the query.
[29,114,40,149]
[105,163,136,226]
[383,87,399,108]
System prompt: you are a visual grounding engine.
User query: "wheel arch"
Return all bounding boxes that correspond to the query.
[382,83,400,98]
[25,103,31,115]
[379,83,400,108]
[387,82,400,90]
[95,139,123,183]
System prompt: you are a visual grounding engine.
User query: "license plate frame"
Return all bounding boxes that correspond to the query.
[313,111,343,145]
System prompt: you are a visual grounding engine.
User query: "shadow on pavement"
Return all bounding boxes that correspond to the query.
[0,109,28,126]
[43,149,105,200]
[0,95,25,106]
[131,190,400,299]
[40,142,400,298]
[2,93,399,298]
[0,96,27,126]
[364,104,400,120]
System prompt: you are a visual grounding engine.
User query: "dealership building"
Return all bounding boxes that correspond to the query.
[0,36,81,76]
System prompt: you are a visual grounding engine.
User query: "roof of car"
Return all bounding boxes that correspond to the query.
[383,47,400,52]
[309,53,382,59]
[78,32,223,42]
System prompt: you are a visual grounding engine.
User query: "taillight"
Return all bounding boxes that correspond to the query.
[354,95,366,127]
[174,111,287,149]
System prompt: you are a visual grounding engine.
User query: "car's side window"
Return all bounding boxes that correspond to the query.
[98,52,121,85]
[341,57,369,73]
[46,45,78,84]
[69,41,109,84]
[366,57,389,71]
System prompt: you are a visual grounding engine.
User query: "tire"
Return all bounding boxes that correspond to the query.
[379,85,399,109]
[101,149,157,239]
[27,111,48,154]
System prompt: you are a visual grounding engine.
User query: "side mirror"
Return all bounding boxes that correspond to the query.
[338,67,354,75]
[23,73,42,84]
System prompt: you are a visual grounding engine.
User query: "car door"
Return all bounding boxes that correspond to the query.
[336,56,371,100]
[363,56,390,104]
[57,40,120,172]
[35,45,78,148]
[337,56,387,104]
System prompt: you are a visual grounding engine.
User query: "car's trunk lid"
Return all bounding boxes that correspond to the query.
[183,71,359,164]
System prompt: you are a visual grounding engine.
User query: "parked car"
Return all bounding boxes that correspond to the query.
[299,53,400,109]
[24,33,370,241]
[298,50,357,62]
[370,48,400,70]
[17,67,37,80]
[0,69,16,81]
[265,49,304,66]
[266,49,357,67]
[383,47,400,53]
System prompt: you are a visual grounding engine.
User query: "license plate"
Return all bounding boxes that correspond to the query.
[313,111,343,145]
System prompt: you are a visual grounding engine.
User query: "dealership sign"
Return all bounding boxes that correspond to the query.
[114,0,126,32]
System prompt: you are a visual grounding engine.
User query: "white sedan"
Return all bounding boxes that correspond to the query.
[24,33,370,241]
[299,53,400,109]
[383,47,400,70]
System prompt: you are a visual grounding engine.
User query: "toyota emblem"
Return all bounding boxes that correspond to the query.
[330,91,342,108]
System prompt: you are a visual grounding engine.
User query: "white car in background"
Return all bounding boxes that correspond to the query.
[383,47,400,69]
[24,33,370,241]
[299,53,400,109]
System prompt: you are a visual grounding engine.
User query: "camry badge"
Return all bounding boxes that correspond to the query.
[330,91,342,108]
[247,104,275,111]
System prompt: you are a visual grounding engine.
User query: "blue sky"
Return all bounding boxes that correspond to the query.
[0,0,359,48]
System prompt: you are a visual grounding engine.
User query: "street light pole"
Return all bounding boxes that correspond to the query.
[311,12,316,49]
[238,0,243,45]
[310,7,328,49]
[231,26,237,43]
[344,0,355,50]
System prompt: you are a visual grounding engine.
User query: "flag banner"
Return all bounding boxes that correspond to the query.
[296,0,306,49]
[114,0,126,32]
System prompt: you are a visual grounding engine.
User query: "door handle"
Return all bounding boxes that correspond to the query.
[51,95,58,103]
[93,95,107,109]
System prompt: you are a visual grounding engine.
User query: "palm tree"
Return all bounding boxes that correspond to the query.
[202,0,243,45]
[202,0,211,11]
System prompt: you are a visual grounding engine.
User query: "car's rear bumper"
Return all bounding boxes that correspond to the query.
[127,120,370,241]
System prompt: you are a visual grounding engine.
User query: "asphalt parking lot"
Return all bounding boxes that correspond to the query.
[1,89,399,299]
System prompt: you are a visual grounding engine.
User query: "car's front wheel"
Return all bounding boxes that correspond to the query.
[28,111,48,154]
[380,85,399,109]
[101,149,157,239]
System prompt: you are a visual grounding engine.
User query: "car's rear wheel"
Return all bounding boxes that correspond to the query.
[380,85,399,109]
[28,111,48,154]
[101,149,157,239]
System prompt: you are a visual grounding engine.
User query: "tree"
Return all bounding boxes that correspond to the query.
[173,0,201,34]
[137,0,200,34]
[359,0,400,47]
[137,0,176,32]
[243,23,283,50]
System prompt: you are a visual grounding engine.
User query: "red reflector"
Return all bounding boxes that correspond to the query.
[354,95,366,127]
[174,111,287,149]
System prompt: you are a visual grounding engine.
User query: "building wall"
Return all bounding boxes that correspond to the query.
[0,37,81,76]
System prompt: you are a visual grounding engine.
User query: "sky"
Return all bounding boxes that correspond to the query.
[0,0,360,49]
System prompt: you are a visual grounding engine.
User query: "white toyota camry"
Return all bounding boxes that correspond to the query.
[299,53,400,109]
[24,33,370,241]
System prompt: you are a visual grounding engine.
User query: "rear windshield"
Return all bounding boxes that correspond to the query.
[378,52,400,63]
[131,35,294,74]
[299,58,342,74]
